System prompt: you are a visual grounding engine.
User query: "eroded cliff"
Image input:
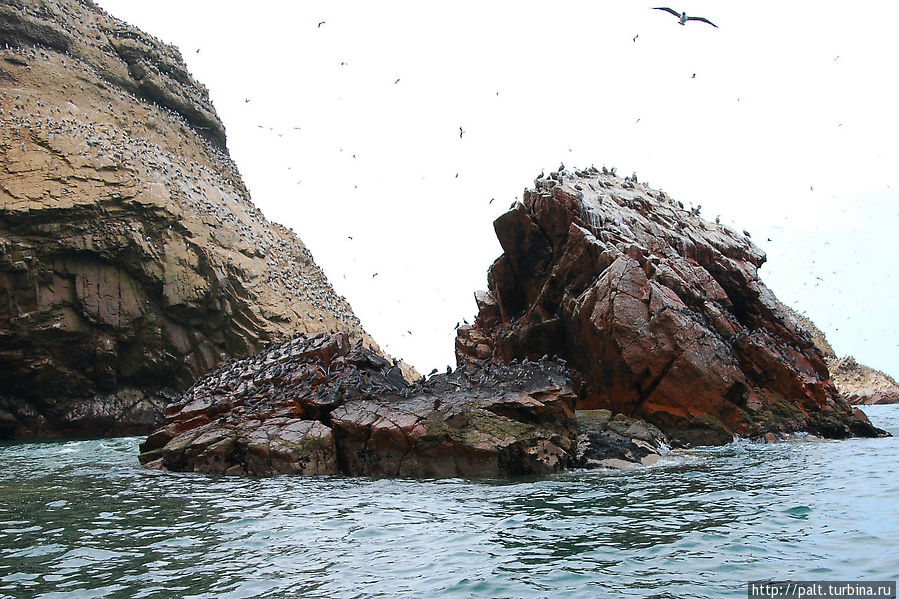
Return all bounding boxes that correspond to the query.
[0,0,379,438]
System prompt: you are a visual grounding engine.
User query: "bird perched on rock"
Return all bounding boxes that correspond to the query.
[653,7,718,27]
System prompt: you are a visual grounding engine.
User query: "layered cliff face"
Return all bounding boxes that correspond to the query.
[0,0,378,438]
[788,309,899,405]
[456,167,884,445]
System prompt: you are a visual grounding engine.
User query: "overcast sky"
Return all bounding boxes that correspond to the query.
[95,0,899,378]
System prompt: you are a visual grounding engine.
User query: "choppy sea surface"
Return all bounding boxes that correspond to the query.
[1,406,897,599]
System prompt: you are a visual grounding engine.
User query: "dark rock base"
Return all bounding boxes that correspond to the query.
[139,332,578,478]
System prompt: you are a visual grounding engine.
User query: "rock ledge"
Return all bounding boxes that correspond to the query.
[140,332,579,477]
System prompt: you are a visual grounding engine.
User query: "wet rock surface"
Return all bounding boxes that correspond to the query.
[456,168,887,445]
[575,410,670,470]
[139,332,578,477]
[0,1,382,438]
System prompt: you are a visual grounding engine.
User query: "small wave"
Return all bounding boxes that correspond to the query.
[784,505,813,519]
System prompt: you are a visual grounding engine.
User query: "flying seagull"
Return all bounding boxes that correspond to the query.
[653,7,718,27]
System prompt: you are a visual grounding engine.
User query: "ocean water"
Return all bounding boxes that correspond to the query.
[1,406,897,599]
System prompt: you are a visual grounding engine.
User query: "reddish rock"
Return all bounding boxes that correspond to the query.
[845,390,899,406]
[140,332,578,477]
[456,168,887,445]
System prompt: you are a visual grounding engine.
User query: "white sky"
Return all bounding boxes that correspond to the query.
[95,0,899,378]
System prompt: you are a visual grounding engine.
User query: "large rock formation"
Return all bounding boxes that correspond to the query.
[455,167,886,445]
[0,1,380,438]
[788,309,899,405]
[139,332,579,477]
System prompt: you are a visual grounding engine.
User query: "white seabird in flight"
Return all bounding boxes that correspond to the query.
[653,7,718,28]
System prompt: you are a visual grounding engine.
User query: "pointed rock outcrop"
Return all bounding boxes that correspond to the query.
[456,168,886,445]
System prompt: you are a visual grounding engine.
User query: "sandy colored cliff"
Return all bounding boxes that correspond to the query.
[0,0,387,437]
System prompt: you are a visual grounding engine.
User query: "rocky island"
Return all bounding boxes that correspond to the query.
[140,166,887,476]
[138,332,583,477]
[1,0,890,476]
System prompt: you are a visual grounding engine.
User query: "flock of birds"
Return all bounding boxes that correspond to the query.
[203,5,889,373]
[223,6,726,367]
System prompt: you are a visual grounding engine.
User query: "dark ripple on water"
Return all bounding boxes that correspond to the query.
[1,405,897,599]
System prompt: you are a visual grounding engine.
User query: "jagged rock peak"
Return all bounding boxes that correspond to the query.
[456,166,887,445]
[0,1,383,438]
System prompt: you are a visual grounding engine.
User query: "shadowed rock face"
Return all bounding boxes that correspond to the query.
[0,1,379,438]
[139,332,579,478]
[455,168,887,445]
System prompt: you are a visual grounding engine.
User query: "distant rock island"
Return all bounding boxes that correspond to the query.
[788,309,899,405]
[1,1,891,473]
[0,0,383,438]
